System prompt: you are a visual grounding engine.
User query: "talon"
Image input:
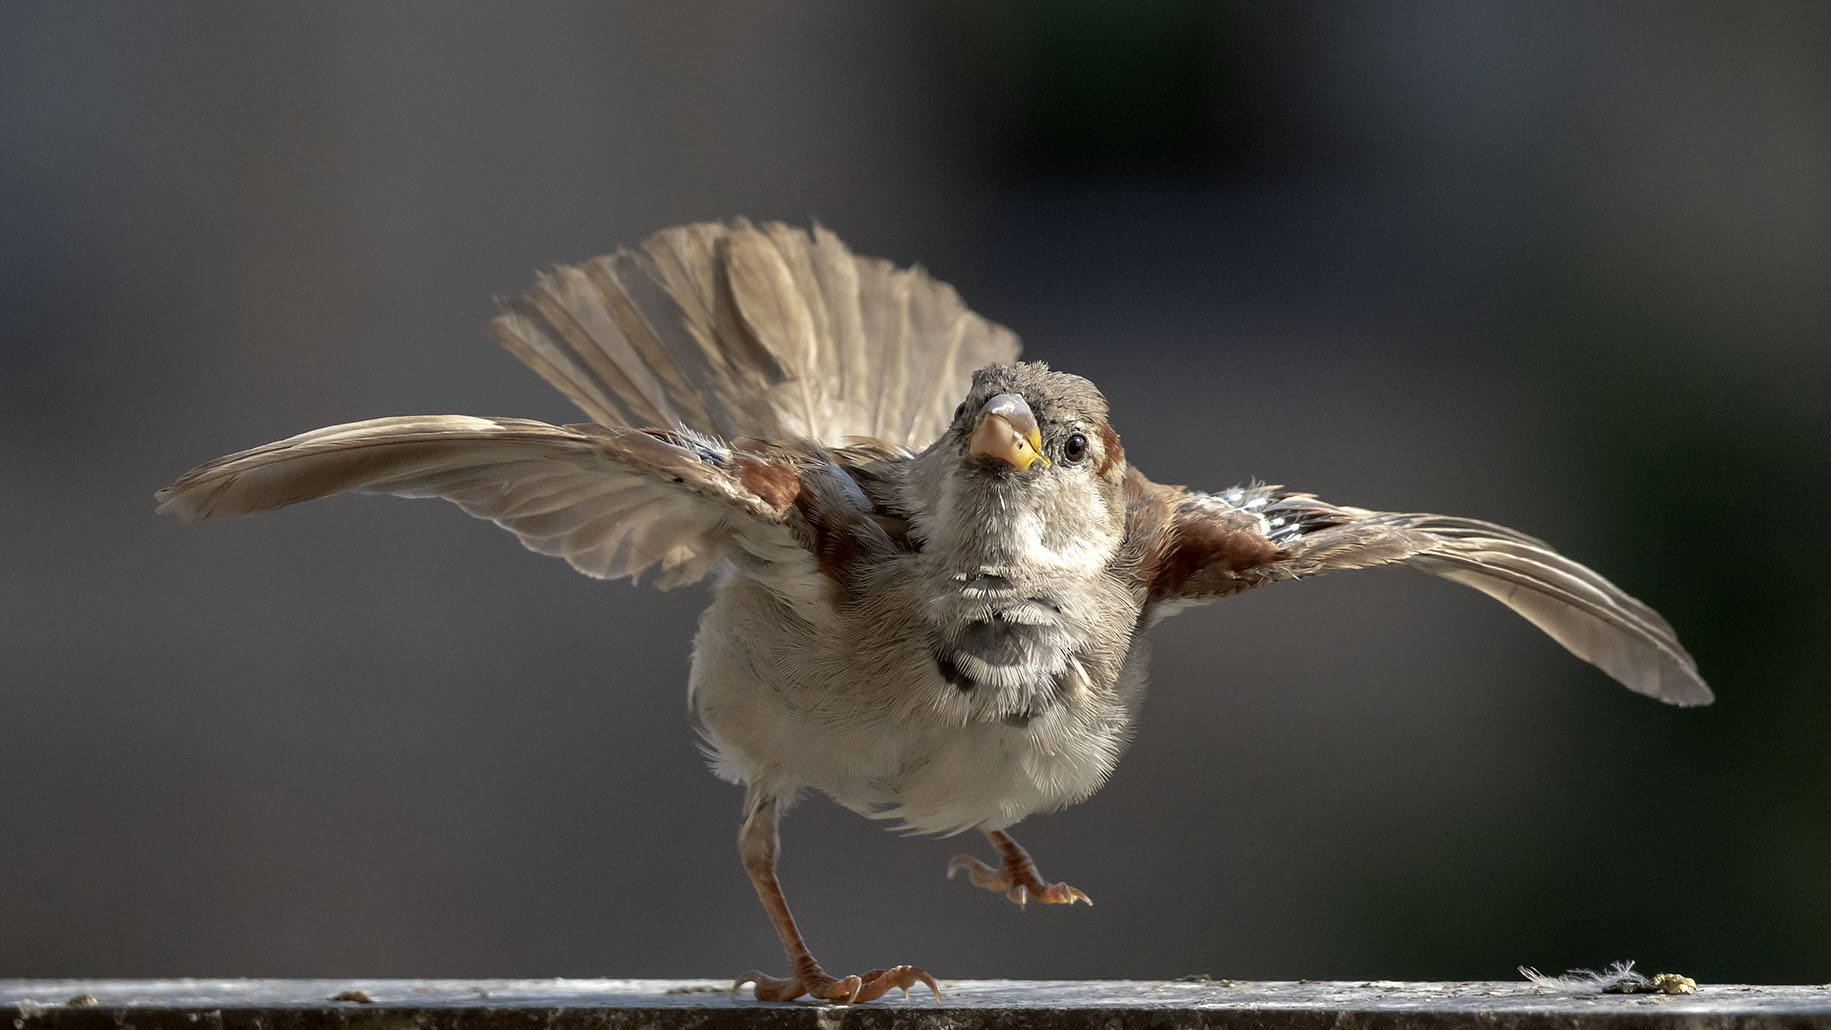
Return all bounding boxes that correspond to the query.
[947,853,1001,890]
[735,964,938,1004]
[811,975,863,1004]
[948,830,1091,908]
[860,965,939,1002]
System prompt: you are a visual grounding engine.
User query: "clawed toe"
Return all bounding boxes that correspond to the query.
[947,853,1004,891]
[849,965,939,1003]
[949,853,1091,907]
[736,964,938,1004]
[734,969,815,1002]
[1027,879,1092,906]
[947,841,1091,909]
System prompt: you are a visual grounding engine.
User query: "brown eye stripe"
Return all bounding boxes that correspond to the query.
[1095,423,1124,476]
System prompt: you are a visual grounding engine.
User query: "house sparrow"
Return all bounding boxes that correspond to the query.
[156,219,1711,1003]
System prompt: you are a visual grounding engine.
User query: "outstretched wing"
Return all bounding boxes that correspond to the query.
[491,219,1021,450]
[155,415,889,595]
[1128,472,1711,706]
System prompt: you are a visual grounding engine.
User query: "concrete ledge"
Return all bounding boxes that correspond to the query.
[6,978,1829,1029]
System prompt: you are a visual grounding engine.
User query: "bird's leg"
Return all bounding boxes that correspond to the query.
[948,828,1091,909]
[732,785,938,1003]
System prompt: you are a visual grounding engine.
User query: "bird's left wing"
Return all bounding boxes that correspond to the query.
[1126,471,1711,706]
[156,415,887,593]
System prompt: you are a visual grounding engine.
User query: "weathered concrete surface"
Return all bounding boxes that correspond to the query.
[5,979,1829,1029]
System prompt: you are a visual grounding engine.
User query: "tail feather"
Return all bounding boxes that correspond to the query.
[489,219,1019,449]
[809,225,870,412]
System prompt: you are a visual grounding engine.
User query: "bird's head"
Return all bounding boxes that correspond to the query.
[904,362,1129,578]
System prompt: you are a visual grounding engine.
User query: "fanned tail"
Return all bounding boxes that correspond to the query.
[489,219,1020,449]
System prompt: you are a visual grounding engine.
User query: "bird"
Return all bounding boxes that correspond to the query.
[156,218,1711,1004]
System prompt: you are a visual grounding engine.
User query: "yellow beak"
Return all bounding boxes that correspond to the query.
[968,393,1050,471]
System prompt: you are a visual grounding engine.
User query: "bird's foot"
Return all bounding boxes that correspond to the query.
[735,963,939,1004]
[947,850,1091,909]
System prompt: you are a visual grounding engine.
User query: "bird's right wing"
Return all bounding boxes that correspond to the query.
[491,219,1021,450]
[155,415,888,595]
[1127,472,1711,706]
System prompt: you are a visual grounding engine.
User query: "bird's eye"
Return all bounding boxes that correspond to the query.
[1063,432,1089,464]
[953,401,967,422]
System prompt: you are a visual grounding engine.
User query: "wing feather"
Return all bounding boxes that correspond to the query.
[155,415,800,588]
[1132,476,1711,706]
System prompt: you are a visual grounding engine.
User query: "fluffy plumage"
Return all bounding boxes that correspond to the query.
[157,219,1710,1002]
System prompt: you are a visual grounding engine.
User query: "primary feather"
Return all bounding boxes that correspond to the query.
[153,415,804,589]
[1135,484,1711,705]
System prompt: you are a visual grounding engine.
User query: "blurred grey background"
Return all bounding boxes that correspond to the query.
[3,1,1828,986]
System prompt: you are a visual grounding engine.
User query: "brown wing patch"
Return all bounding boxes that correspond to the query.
[736,456,802,513]
[1149,510,1286,598]
[790,481,882,587]
[1126,470,1287,601]
[737,444,899,596]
